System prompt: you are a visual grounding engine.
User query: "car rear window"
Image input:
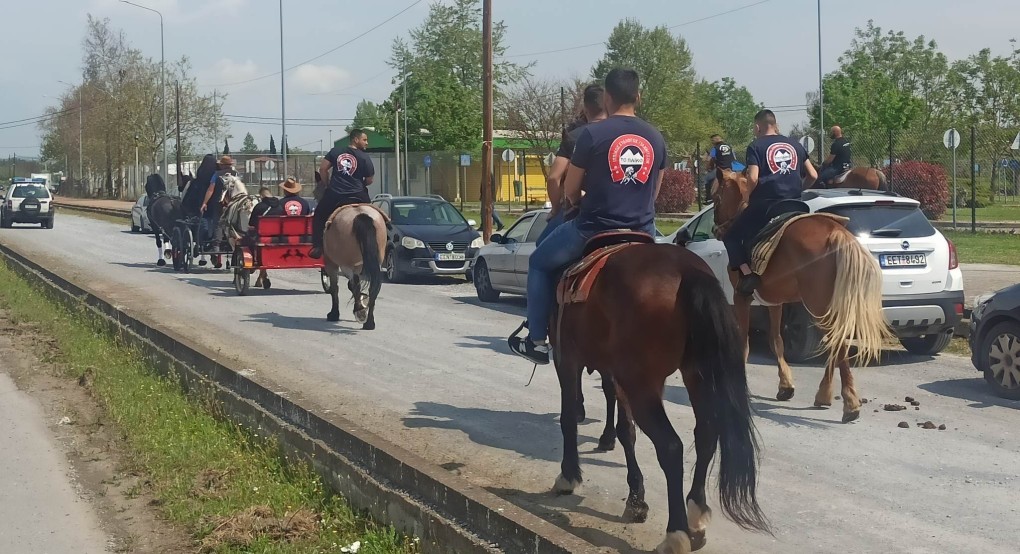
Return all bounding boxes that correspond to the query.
[12,185,50,199]
[819,204,936,238]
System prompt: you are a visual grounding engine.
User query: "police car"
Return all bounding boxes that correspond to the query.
[1,178,55,229]
[668,189,965,361]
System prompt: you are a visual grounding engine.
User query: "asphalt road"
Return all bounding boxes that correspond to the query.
[2,215,1018,554]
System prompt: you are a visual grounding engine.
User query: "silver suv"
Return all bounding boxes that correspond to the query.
[671,189,965,361]
[1,179,54,229]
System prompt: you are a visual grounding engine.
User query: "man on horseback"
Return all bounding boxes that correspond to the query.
[722,109,817,296]
[538,83,606,245]
[309,128,375,259]
[509,68,667,365]
[813,125,852,188]
[702,134,745,203]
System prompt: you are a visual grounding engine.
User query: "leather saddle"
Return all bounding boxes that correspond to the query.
[748,202,849,276]
[556,230,655,305]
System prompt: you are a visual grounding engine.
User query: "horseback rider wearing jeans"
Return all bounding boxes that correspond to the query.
[722,109,817,296]
[509,68,667,366]
[813,125,852,188]
[310,128,375,259]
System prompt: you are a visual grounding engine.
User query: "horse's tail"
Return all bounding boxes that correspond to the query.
[352,212,382,284]
[876,168,889,192]
[679,267,770,534]
[817,228,893,368]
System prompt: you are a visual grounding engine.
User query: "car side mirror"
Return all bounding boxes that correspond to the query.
[675,228,692,246]
[467,219,477,227]
[490,233,503,244]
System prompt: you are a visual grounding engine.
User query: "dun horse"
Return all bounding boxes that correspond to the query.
[713,168,893,423]
[552,240,769,553]
[813,166,888,191]
[322,205,388,330]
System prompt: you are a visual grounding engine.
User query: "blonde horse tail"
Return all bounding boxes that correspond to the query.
[876,169,888,192]
[816,229,893,367]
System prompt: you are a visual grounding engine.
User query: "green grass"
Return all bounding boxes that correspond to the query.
[938,203,1020,222]
[0,261,418,554]
[942,230,1019,265]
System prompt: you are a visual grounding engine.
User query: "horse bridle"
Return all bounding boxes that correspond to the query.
[712,198,747,238]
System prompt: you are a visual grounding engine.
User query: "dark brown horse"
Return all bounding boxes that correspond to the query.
[813,166,887,191]
[551,242,769,553]
[713,169,893,424]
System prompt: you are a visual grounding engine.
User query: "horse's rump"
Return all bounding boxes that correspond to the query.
[323,205,387,273]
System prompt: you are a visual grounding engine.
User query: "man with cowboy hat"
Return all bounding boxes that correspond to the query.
[279,177,310,216]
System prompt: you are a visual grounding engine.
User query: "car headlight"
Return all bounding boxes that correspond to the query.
[470,236,484,249]
[401,236,425,249]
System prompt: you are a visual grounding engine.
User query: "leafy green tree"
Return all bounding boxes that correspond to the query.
[694,78,761,147]
[348,100,388,133]
[241,132,259,153]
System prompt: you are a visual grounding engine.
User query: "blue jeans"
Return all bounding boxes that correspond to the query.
[526,218,591,342]
[535,210,565,246]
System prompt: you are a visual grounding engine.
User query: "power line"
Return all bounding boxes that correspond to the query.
[305,69,394,96]
[204,0,422,89]
[0,107,79,129]
[225,113,356,122]
[498,0,775,60]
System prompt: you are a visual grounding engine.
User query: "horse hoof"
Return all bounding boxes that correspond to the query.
[596,435,616,452]
[574,409,586,424]
[354,309,368,324]
[813,399,832,409]
[623,496,648,523]
[842,409,860,424]
[156,259,166,267]
[326,312,340,322]
[776,387,795,401]
[687,499,712,544]
[689,531,707,552]
[362,321,376,331]
[655,531,693,554]
[552,473,580,495]
[262,278,271,290]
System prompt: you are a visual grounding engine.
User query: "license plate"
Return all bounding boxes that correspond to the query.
[435,252,465,261]
[880,253,926,268]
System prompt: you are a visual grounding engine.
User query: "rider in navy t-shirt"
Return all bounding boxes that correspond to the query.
[508,68,666,366]
[722,109,817,296]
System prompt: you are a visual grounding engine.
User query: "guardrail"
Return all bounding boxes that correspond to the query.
[0,241,600,554]
[53,200,132,220]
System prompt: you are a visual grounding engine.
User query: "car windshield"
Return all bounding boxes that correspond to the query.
[820,204,936,238]
[391,200,467,226]
[12,185,50,199]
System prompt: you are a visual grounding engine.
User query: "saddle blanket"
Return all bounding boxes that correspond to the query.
[750,212,849,276]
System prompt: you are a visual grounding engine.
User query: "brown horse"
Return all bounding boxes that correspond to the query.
[713,169,893,423]
[552,242,769,553]
[322,205,388,329]
[813,166,887,191]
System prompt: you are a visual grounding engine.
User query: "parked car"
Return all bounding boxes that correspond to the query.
[1,178,54,229]
[472,207,670,301]
[131,194,153,233]
[372,194,483,282]
[970,284,1020,400]
[668,189,965,361]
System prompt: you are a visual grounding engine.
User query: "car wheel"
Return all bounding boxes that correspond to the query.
[45,218,54,229]
[979,321,1020,400]
[1,212,9,229]
[781,303,822,363]
[900,333,952,356]
[384,249,405,283]
[473,259,501,302]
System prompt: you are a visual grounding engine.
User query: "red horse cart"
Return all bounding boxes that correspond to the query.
[232,215,330,295]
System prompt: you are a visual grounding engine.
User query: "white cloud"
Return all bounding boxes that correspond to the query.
[290,64,351,95]
[200,58,261,87]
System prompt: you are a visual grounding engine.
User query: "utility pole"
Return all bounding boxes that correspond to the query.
[175,80,182,193]
[480,0,494,241]
[560,86,566,129]
[394,107,401,195]
[279,0,288,178]
[816,0,825,165]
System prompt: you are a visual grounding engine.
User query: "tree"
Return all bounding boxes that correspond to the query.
[497,76,567,176]
[241,132,259,153]
[223,139,230,155]
[269,135,277,155]
[385,0,527,151]
[348,100,387,133]
[694,78,761,147]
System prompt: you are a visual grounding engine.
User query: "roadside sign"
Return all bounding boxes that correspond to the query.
[459,154,471,167]
[1011,131,1020,151]
[943,128,961,150]
[245,160,256,173]
[799,135,815,155]
[544,152,555,166]
[423,154,432,168]
[501,149,516,163]
[265,159,276,170]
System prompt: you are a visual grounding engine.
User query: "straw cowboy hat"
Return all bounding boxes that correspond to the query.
[280,177,302,195]
[217,155,235,167]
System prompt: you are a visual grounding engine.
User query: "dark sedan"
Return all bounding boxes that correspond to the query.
[372,195,483,282]
[970,283,1020,400]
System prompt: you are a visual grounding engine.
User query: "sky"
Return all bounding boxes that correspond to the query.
[2,0,1019,159]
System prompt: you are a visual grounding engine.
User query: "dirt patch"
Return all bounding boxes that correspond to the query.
[0,312,191,553]
[199,506,318,553]
[190,468,234,500]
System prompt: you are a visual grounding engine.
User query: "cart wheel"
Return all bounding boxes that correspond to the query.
[172,227,186,272]
[320,269,332,293]
[234,267,250,295]
[184,228,195,273]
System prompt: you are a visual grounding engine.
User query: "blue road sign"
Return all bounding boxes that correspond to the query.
[423,154,432,168]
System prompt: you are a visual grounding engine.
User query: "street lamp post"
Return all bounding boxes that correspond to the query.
[817,0,824,164]
[279,0,288,178]
[393,72,413,193]
[121,1,166,186]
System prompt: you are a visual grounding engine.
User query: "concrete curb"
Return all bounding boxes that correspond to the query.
[0,242,603,554]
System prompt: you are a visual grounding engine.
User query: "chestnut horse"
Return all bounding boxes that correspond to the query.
[713,169,893,423]
[813,166,887,191]
[551,243,769,553]
[322,205,387,329]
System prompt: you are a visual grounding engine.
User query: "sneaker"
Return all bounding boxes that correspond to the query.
[735,273,761,296]
[308,246,323,259]
[509,335,550,365]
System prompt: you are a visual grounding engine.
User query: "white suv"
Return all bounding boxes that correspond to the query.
[1,179,54,229]
[671,189,965,361]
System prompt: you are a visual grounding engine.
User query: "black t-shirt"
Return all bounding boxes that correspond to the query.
[830,137,852,171]
[746,134,809,200]
[249,197,282,228]
[280,195,310,216]
[712,142,736,170]
[571,115,667,233]
[324,146,374,195]
[555,119,588,160]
